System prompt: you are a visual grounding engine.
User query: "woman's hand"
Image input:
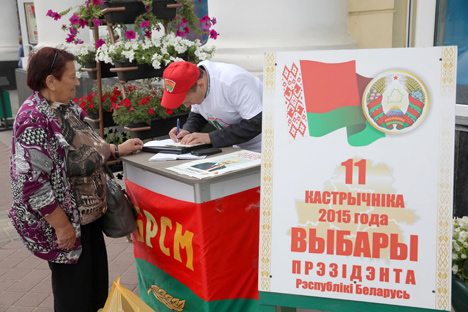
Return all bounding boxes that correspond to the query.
[55,222,77,250]
[169,127,190,142]
[116,138,144,157]
[43,206,77,250]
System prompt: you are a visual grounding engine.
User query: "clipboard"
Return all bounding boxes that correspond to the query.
[142,143,211,154]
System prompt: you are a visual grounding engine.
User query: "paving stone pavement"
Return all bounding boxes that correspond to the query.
[0,91,141,312]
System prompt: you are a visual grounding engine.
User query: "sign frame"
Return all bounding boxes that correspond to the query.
[259,47,456,312]
[24,3,38,45]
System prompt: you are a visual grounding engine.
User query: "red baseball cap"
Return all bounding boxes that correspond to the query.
[161,61,200,109]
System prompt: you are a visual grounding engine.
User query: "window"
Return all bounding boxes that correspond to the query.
[435,0,468,104]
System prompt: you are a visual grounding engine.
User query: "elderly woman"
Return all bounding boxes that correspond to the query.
[8,46,143,311]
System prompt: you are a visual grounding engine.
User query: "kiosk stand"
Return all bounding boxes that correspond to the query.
[121,147,261,312]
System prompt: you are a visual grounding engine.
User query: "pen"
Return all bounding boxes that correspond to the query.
[176,118,180,142]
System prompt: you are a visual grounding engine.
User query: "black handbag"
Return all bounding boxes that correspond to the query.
[102,164,138,238]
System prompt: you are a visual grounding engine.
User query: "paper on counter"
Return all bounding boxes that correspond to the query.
[148,153,206,162]
[144,139,205,148]
[144,138,175,147]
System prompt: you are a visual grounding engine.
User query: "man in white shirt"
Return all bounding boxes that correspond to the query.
[161,61,263,153]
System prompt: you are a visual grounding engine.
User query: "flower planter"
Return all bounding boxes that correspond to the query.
[124,112,189,140]
[452,276,468,312]
[102,0,179,24]
[85,111,116,129]
[111,60,166,82]
[82,62,117,80]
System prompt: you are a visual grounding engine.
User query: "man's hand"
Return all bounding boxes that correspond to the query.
[169,127,190,142]
[180,132,211,145]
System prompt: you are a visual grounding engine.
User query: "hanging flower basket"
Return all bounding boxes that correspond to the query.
[125,112,189,140]
[111,60,167,82]
[82,62,117,80]
[102,0,179,24]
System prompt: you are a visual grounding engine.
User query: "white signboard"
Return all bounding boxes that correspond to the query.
[259,47,456,311]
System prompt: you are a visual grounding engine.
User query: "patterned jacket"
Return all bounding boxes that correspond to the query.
[9,91,84,264]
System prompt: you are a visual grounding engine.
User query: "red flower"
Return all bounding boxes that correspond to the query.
[139,97,150,105]
[113,88,121,96]
[111,102,119,112]
[73,98,78,103]
[89,102,95,109]
[121,98,132,108]
[165,108,173,115]
[110,95,117,103]
[148,107,155,115]
[102,94,107,102]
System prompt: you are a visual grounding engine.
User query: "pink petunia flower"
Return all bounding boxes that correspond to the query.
[92,0,102,5]
[96,39,106,48]
[52,12,61,21]
[93,19,102,26]
[211,17,217,25]
[140,20,150,29]
[179,18,188,28]
[144,30,152,38]
[46,10,54,17]
[175,30,186,38]
[209,30,218,40]
[78,19,88,28]
[66,35,75,43]
[201,22,211,31]
[199,15,210,23]
[70,14,79,25]
[125,30,136,40]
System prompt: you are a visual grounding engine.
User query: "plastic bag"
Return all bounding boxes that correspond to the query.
[99,277,155,312]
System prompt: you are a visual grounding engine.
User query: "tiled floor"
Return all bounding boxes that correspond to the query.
[0,236,138,312]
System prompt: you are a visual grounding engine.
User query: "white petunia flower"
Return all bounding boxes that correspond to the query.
[123,50,135,63]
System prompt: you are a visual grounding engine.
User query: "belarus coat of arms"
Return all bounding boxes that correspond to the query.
[362,70,429,134]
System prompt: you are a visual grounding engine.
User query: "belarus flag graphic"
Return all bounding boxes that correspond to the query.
[283,60,385,146]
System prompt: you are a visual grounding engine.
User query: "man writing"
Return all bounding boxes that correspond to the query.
[161,61,263,153]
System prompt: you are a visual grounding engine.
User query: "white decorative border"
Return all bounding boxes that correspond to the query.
[259,53,276,291]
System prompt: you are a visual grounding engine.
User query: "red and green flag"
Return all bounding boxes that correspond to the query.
[126,180,260,312]
[283,60,385,146]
